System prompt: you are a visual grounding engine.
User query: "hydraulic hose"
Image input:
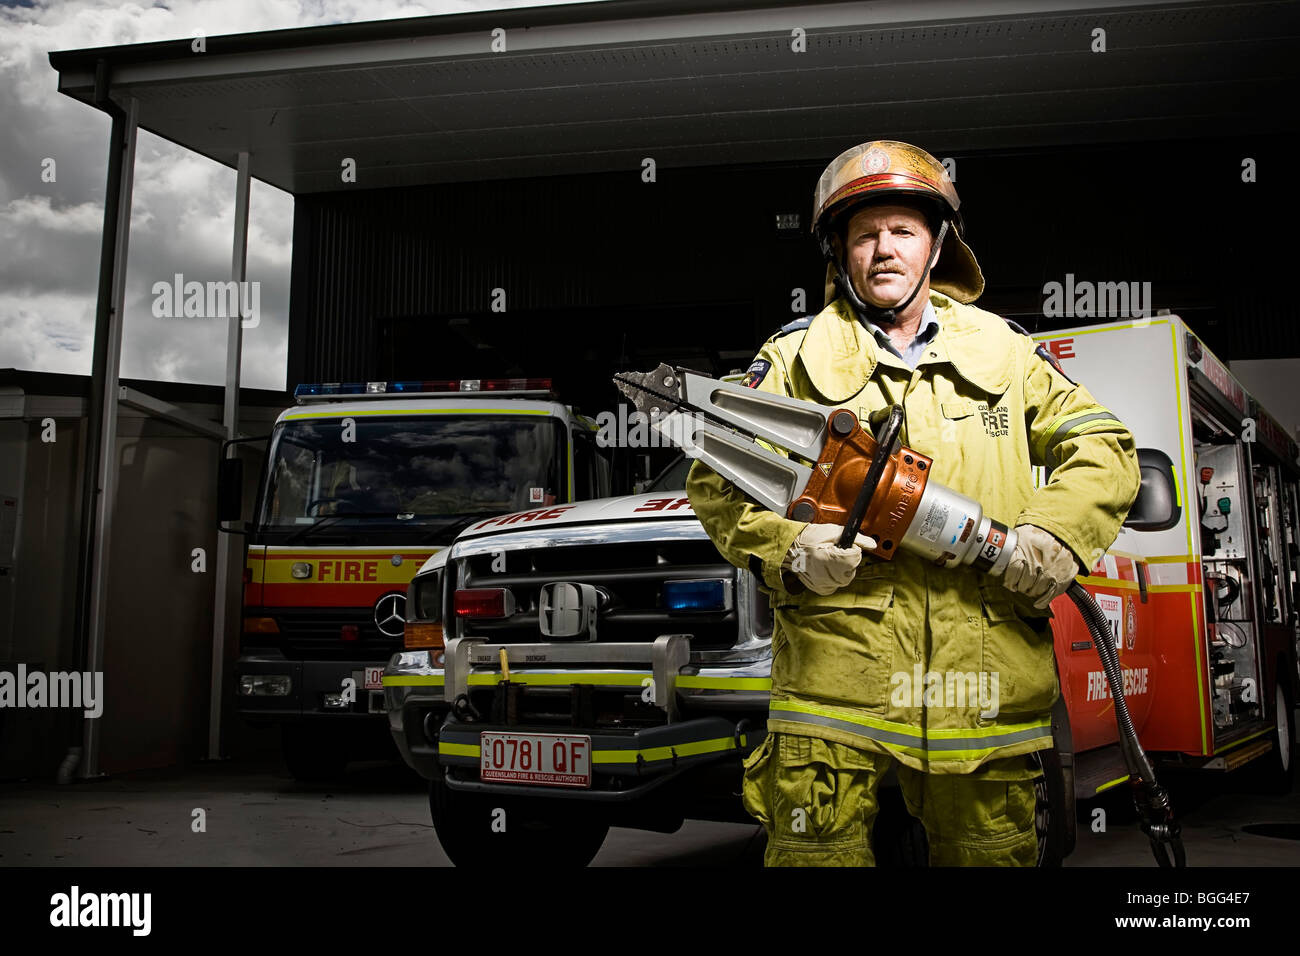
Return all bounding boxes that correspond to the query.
[1067,581,1186,867]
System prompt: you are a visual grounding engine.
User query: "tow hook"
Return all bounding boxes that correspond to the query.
[452,693,482,723]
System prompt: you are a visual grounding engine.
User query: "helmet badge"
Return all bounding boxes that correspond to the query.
[861,147,891,175]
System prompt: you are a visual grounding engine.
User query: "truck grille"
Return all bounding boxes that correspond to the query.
[454,540,739,649]
[263,607,400,660]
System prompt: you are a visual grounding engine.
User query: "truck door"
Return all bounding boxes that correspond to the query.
[1251,461,1291,630]
[572,427,613,500]
[1281,479,1300,689]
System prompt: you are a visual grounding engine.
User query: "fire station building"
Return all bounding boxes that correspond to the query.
[3,0,1292,777]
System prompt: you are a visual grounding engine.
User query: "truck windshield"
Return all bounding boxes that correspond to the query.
[647,454,690,492]
[257,415,566,540]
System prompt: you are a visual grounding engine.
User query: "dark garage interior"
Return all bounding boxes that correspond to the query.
[289,138,1296,416]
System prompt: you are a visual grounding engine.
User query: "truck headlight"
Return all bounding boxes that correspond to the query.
[239,675,292,696]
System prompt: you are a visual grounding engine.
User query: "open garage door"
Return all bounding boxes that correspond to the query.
[377,302,760,415]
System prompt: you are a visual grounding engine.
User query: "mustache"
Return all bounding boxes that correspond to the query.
[869,261,906,276]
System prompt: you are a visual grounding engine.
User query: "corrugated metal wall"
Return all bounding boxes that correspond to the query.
[288,135,1296,394]
[0,374,289,777]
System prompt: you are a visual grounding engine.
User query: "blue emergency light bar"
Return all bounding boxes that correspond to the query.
[663,579,733,612]
[293,378,554,402]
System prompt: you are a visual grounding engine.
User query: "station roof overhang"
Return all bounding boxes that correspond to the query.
[47,0,1297,195]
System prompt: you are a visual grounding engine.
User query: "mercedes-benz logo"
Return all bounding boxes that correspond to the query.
[373,592,407,638]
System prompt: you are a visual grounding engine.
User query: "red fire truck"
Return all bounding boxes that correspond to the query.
[1036,315,1298,818]
[222,378,610,780]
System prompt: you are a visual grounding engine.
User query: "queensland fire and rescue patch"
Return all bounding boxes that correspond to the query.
[1125,594,1137,650]
[742,359,772,389]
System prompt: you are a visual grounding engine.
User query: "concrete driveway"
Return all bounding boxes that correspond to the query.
[1,753,1297,867]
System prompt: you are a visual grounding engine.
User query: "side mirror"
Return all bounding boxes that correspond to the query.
[217,457,244,525]
[1124,448,1181,532]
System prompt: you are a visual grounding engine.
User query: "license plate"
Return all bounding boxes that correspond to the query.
[364,666,385,690]
[480,732,592,788]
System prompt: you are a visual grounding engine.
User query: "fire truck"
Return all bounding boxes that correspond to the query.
[1035,316,1299,809]
[222,378,611,780]
[384,314,1297,865]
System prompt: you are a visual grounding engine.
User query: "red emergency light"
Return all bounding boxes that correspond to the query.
[453,588,516,619]
[479,378,553,391]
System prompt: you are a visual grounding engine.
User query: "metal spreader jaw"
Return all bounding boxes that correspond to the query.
[614,363,1018,573]
[614,363,825,515]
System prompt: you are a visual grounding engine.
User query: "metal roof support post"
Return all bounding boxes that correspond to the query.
[208,151,251,760]
[71,87,138,781]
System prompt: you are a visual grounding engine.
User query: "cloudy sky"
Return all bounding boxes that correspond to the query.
[0,0,598,391]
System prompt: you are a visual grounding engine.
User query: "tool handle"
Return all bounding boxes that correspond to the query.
[838,405,905,549]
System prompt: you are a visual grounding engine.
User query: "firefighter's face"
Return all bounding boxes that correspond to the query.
[841,204,934,309]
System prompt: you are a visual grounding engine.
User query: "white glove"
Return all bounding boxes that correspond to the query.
[785,523,877,596]
[1002,524,1080,609]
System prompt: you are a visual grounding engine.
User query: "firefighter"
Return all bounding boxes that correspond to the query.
[686,140,1141,866]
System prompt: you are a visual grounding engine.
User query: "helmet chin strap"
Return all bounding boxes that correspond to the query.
[828,219,950,327]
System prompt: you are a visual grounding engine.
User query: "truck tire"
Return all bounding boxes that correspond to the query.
[282,724,348,782]
[1032,744,1073,867]
[1248,678,1296,795]
[429,777,608,867]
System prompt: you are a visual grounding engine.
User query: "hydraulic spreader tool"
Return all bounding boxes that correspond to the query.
[614,363,1185,867]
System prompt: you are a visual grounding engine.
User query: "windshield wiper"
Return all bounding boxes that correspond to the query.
[283,515,347,545]
[281,512,400,545]
[421,514,494,544]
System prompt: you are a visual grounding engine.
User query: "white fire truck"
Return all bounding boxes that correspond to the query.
[384,314,1297,865]
[219,378,610,780]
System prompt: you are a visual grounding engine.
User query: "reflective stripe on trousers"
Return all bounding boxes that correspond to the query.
[768,700,1053,762]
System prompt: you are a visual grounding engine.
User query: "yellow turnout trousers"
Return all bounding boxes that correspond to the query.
[742,732,1041,866]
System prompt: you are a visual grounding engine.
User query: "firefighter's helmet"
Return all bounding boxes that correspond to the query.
[812,141,984,308]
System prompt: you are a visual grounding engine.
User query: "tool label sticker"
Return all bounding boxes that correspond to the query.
[917,499,950,543]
